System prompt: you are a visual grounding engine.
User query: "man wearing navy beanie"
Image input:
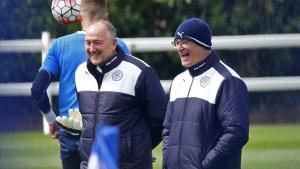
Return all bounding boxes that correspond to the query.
[174,18,212,49]
[162,18,249,169]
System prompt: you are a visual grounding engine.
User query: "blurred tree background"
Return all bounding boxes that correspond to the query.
[1,0,300,131]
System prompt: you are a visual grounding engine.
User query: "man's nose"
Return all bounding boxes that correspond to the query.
[89,43,96,52]
[176,43,184,51]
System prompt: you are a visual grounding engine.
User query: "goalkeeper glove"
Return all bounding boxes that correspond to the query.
[56,109,82,135]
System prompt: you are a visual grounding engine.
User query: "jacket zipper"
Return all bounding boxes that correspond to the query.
[177,77,194,168]
[92,89,100,139]
[92,72,104,142]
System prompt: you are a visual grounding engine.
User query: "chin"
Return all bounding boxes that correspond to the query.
[90,60,100,66]
[181,64,189,68]
[181,61,190,68]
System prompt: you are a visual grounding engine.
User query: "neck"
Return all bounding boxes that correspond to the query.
[192,49,211,66]
[81,20,91,31]
[202,49,212,59]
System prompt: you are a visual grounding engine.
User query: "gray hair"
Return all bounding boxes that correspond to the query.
[92,20,117,39]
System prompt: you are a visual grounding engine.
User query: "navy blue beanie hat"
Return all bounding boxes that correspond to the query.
[174,18,212,49]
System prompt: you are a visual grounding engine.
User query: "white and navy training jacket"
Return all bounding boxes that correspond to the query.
[162,52,249,169]
[75,47,167,169]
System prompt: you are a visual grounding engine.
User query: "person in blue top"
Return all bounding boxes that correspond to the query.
[31,0,130,169]
[162,18,249,169]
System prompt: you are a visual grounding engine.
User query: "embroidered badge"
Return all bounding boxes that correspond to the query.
[112,70,123,81]
[200,76,210,88]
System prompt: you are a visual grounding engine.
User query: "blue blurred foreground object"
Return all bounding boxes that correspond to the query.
[87,125,119,169]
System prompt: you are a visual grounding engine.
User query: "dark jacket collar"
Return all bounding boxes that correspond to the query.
[187,51,220,77]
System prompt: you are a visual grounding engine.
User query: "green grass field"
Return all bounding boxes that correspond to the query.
[1,124,300,169]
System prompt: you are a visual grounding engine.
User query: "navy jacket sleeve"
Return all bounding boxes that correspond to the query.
[202,77,249,169]
[31,69,54,114]
[136,67,167,149]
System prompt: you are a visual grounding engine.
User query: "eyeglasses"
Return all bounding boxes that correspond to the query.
[171,39,189,47]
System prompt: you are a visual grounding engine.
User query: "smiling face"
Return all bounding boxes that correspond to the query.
[85,21,117,66]
[174,39,209,68]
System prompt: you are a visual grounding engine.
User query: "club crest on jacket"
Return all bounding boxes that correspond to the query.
[200,76,210,88]
[112,70,123,81]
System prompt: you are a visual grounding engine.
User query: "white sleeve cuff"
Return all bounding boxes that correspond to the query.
[42,109,56,124]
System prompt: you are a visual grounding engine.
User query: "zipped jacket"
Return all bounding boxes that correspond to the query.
[75,47,167,169]
[162,52,249,169]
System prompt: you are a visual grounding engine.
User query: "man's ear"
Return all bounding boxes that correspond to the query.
[112,38,117,50]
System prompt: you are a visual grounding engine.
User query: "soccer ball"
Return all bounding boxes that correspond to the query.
[51,0,82,25]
